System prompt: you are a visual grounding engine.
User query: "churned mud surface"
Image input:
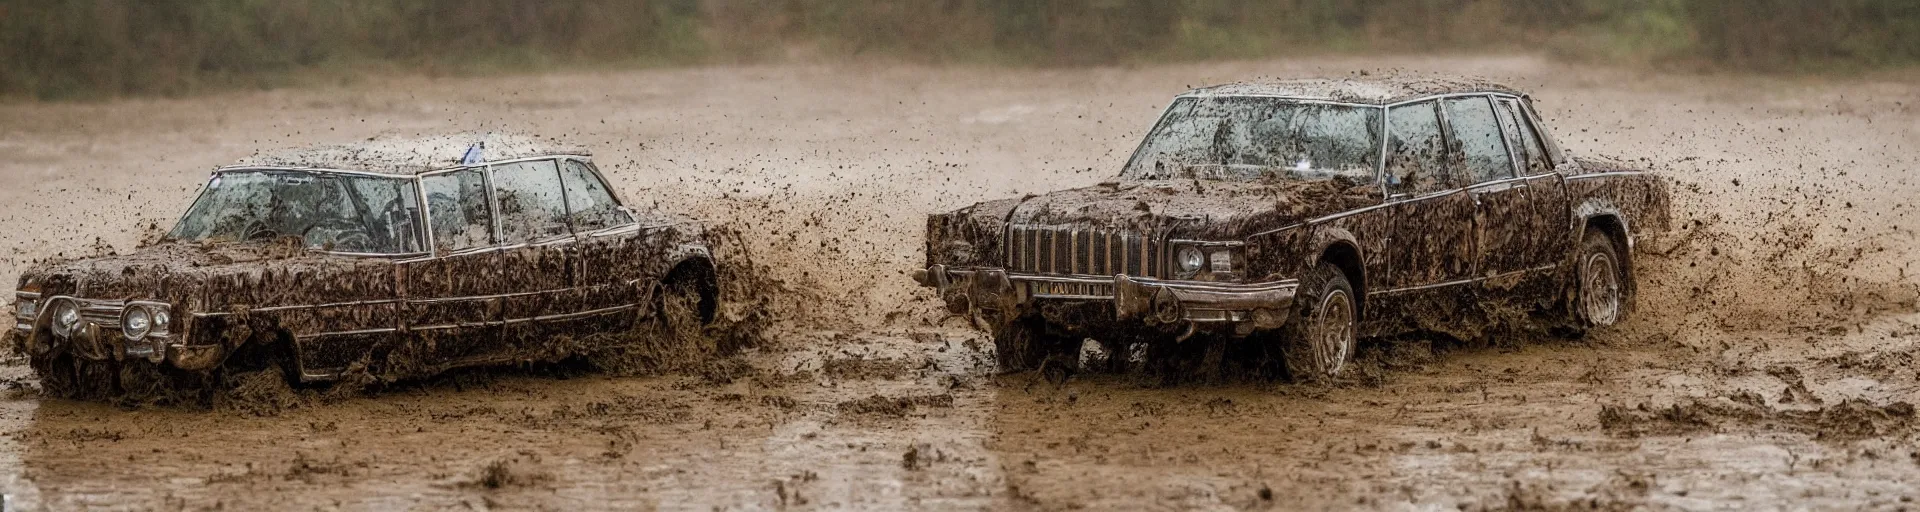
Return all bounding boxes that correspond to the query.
[0,55,1917,509]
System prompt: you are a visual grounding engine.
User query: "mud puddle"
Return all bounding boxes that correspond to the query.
[17,314,1919,510]
[0,328,1009,510]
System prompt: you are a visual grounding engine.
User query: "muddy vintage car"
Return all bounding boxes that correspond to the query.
[7,135,720,399]
[916,77,1669,379]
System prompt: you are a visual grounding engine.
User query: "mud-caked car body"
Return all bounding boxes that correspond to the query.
[916,77,1670,379]
[7,135,720,399]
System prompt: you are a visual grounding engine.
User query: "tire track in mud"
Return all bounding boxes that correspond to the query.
[0,57,1916,509]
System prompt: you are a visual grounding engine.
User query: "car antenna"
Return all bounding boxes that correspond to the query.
[461,141,486,165]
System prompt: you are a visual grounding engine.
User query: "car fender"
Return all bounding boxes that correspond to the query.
[663,244,715,275]
[1307,223,1367,306]
[1571,197,1632,253]
[1309,225,1363,267]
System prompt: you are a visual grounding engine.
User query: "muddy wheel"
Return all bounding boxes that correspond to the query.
[1281,263,1357,383]
[219,360,301,415]
[1144,336,1228,385]
[991,317,1070,373]
[29,351,80,399]
[117,359,175,405]
[1095,339,1134,373]
[1577,230,1627,327]
[71,358,122,401]
[219,331,301,391]
[661,275,716,359]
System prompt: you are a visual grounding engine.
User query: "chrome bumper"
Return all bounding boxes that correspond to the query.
[21,324,219,371]
[913,265,1299,330]
[17,296,222,372]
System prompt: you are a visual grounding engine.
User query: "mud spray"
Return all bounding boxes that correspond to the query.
[0,57,1916,509]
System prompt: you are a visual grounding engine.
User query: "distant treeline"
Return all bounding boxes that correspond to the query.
[3,0,1917,99]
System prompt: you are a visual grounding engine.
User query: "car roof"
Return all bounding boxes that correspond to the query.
[1180,74,1525,105]
[223,132,591,176]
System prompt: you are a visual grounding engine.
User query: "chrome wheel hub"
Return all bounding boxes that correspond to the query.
[1582,252,1621,326]
[1313,289,1355,375]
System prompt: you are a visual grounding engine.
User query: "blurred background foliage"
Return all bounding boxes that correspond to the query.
[2,0,1916,99]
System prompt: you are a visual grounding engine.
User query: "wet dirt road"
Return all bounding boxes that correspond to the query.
[1,56,1917,510]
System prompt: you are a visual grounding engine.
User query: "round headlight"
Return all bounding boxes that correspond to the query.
[1177,246,1205,273]
[51,301,80,337]
[122,306,152,340]
[152,309,171,332]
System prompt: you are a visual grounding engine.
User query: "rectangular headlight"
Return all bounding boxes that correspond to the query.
[14,299,35,320]
[1208,250,1233,273]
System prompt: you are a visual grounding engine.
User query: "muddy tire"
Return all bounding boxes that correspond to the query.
[1145,336,1228,385]
[29,351,81,399]
[1280,263,1358,383]
[661,275,717,359]
[118,359,183,405]
[1094,339,1135,374]
[1576,229,1628,327]
[223,331,297,381]
[71,358,123,401]
[991,317,1071,373]
[219,360,302,415]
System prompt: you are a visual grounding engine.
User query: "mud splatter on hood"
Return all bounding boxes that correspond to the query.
[924,178,1381,268]
[1004,179,1381,239]
[19,241,394,310]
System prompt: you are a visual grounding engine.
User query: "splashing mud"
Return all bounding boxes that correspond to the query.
[0,56,1915,509]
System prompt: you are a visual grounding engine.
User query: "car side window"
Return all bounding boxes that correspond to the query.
[560,160,633,232]
[347,177,424,254]
[1497,98,1552,175]
[1443,96,1516,184]
[491,159,573,244]
[1384,100,1451,195]
[423,168,494,252]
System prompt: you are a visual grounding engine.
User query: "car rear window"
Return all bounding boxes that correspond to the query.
[561,160,632,232]
[423,168,495,252]
[1384,100,1452,195]
[491,159,572,244]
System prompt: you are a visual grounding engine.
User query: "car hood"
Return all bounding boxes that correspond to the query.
[1003,179,1380,238]
[924,178,1380,268]
[18,241,397,312]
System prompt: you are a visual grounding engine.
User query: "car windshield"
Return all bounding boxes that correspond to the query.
[169,170,425,254]
[1122,96,1383,184]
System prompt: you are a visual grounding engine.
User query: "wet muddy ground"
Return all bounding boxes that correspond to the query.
[0,55,1917,509]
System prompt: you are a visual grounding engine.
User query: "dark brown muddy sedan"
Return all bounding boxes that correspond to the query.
[916,76,1670,380]
[7,134,720,401]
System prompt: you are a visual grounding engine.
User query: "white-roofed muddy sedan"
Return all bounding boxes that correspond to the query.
[915,76,1672,382]
[7,133,727,403]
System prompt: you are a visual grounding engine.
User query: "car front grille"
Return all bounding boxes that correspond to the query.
[78,300,124,326]
[78,302,123,327]
[1005,225,1166,278]
[40,297,125,329]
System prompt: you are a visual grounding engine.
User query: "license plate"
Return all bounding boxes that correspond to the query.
[1031,282,1113,298]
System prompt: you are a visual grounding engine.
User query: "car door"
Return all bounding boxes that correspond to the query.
[1500,98,1573,265]
[485,158,579,356]
[1380,99,1476,293]
[287,173,422,379]
[1444,95,1538,284]
[555,158,645,335]
[408,166,513,364]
